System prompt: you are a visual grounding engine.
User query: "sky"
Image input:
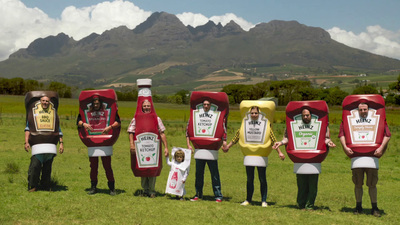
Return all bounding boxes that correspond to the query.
[1,0,400,61]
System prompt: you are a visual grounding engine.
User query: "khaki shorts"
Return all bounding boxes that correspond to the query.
[352,168,378,187]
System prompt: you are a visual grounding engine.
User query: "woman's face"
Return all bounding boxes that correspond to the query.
[250,108,259,120]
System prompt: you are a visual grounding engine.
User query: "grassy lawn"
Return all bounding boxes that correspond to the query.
[1,95,399,224]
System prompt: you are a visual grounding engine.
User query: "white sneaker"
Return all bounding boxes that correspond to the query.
[262,202,268,207]
[240,200,250,206]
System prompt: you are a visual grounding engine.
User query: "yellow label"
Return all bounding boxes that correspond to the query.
[32,102,56,132]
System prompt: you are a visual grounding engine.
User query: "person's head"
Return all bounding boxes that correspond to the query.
[40,95,50,109]
[358,103,369,118]
[142,100,151,114]
[174,150,185,163]
[91,96,102,111]
[301,108,311,124]
[250,106,260,120]
[203,100,211,112]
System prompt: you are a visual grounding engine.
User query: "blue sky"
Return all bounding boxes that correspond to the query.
[1,0,400,60]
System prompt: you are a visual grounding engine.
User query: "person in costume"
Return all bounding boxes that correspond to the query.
[339,102,390,217]
[225,106,285,207]
[128,99,169,198]
[165,149,190,200]
[187,99,227,203]
[273,108,336,210]
[77,96,121,195]
[24,95,64,192]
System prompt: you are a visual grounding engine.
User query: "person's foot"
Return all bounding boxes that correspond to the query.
[190,196,200,201]
[149,193,156,198]
[180,197,184,201]
[353,207,363,215]
[28,187,36,192]
[240,200,250,206]
[262,202,268,207]
[109,189,116,196]
[371,208,381,217]
[88,187,97,195]
[215,198,222,203]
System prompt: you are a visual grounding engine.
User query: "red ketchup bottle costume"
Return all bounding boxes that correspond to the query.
[130,79,163,177]
[285,100,329,174]
[78,89,121,157]
[187,91,229,159]
[341,94,386,168]
[25,91,61,156]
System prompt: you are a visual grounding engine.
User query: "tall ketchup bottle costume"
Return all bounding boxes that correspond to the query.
[131,79,163,177]
[285,101,329,174]
[341,94,386,168]
[187,91,229,159]
[238,100,275,166]
[25,91,60,155]
[78,89,120,157]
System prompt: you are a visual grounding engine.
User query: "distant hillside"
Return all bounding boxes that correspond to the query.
[0,11,399,94]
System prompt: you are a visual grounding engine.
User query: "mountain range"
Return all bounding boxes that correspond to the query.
[1,11,399,94]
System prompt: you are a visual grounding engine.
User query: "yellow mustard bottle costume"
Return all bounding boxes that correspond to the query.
[238,100,275,167]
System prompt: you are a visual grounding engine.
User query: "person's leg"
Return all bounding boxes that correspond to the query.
[245,166,255,202]
[305,174,319,209]
[88,157,99,194]
[352,168,365,213]
[194,159,206,198]
[40,155,54,190]
[257,167,268,203]
[27,156,42,191]
[207,160,222,200]
[296,174,308,209]
[148,177,157,197]
[366,168,379,216]
[101,156,115,195]
[141,177,149,195]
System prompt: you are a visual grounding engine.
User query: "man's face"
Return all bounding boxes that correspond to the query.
[358,104,369,118]
[93,100,101,111]
[40,96,50,109]
[203,100,211,112]
[301,109,311,124]
[142,101,151,114]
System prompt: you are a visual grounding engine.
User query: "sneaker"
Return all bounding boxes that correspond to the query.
[215,198,222,203]
[190,196,200,201]
[28,187,36,192]
[110,189,116,196]
[149,193,156,198]
[262,202,268,207]
[371,208,381,217]
[240,200,250,206]
[88,187,97,195]
[353,207,363,215]
[180,197,184,201]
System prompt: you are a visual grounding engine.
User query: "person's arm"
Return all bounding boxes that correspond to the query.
[158,117,169,157]
[271,129,285,160]
[272,128,288,150]
[325,127,336,148]
[374,136,390,157]
[339,136,353,156]
[182,167,189,183]
[24,131,31,152]
[59,136,64,154]
[129,133,135,155]
[224,129,240,152]
[102,113,121,134]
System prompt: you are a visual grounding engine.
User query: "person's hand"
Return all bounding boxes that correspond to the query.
[164,147,169,157]
[328,141,336,148]
[374,147,383,157]
[343,146,354,156]
[59,143,64,154]
[278,152,285,161]
[24,143,30,152]
[187,145,194,154]
[222,142,231,153]
[130,144,136,155]
[83,123,94,132]
[182,180,186,184]
[102,126,112,134]
[272,142,282,150]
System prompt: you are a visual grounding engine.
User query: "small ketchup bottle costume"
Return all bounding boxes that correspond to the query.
[78,89,121,157]
[285,100,329,174]
[25,91,60,155]
[130,79,163,177]
[187,91,229,159]
[341,94,386,168]
[238,100,275,167]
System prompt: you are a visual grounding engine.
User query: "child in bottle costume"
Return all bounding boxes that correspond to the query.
[165,147,191,200]
[127,79,169,198]
[77,89,121,195]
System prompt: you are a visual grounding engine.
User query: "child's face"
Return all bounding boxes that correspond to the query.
[175,155,184,162]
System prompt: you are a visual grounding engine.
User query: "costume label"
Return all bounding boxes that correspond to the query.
[244,112,267,144]
[290,114,321,150]
[347,108,379,144]
[138,87,152,97]
[32,101,56,132]
[84,102,111,135]
[135,132,160,168]
[165,167,185,196]
[193,103,220,137]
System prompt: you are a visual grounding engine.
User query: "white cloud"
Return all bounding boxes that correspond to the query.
[328,25,400,60]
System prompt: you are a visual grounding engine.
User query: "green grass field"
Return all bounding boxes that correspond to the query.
[1,95,399,224]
